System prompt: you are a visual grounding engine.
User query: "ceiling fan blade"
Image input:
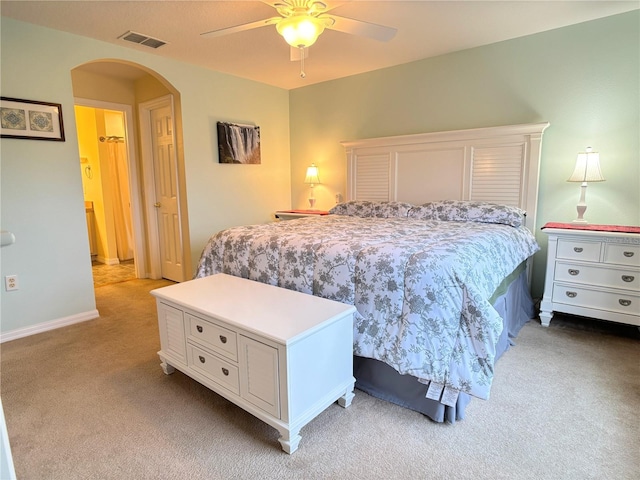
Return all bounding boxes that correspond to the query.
[323,14,397,42]
[201,17,281,38]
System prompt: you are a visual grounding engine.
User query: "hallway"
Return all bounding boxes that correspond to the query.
[92,260,135,288]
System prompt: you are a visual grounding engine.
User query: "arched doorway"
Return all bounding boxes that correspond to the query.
[71,60,190,286]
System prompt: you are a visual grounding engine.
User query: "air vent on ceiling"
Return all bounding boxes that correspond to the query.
[118,31,167,49]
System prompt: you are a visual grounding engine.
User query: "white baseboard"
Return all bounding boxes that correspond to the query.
[0,309,100,343]
[96,256,120,265]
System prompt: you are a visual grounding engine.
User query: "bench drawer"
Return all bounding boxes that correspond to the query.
[187,313,238,361]
[188,344,240,395]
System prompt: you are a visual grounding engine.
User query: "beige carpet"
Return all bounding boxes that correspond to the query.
[1,279,638,480]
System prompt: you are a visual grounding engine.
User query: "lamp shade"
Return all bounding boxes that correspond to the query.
[304,164,320,185]
[568,147,605,183]
[276,15,325,48]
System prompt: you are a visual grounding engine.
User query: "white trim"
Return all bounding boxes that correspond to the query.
[139,96,164,279]
[0,310,100,343]
[96,256,120,265]
[341,122,550,149]
[74,97,147,280]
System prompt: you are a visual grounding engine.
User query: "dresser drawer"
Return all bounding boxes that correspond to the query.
[552,284,640,317]
[555,261,640,291]
[188,344,240,395]
[604,243,640,267]
[187,313,238,361]
[556,239,601,262]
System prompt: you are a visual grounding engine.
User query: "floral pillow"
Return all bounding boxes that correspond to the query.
[329,201,414,218]
[407,200,525,227]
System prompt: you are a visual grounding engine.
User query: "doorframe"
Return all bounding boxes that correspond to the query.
[74,97,147,280]
[138,94,184,280]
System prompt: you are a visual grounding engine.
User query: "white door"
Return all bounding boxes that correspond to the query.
[150,102,183,282]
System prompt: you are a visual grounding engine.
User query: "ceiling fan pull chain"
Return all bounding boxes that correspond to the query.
[299,46,306,78]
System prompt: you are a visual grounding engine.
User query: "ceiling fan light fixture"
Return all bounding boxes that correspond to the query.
[276,15,325,48]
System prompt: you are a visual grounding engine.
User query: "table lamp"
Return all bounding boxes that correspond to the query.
[304,163,320,209]
[567,147,605,223]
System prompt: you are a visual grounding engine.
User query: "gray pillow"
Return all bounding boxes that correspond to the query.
[408,200,525,227]
[329,201,414,218]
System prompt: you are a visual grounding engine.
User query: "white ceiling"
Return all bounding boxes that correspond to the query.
[2,1,638,89]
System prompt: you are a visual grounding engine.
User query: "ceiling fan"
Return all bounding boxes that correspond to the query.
[200,0,397,77]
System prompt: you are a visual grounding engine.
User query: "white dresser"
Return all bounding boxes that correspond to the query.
[151,273,356,454]
[540,223,640,327]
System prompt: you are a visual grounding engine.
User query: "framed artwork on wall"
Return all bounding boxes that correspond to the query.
[0,97,65,141]
[217,121,261,164]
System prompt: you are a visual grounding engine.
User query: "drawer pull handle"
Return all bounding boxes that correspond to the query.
[565,291,577,298]
[573,247,583,253]
[623,251,634,257]
[622,275,635,283]
[219,335,227,344]
[221,367,229,376]
[199,355,206,364]
[196,325,203,333]
[568,269,580,276]
[619,299,632,307]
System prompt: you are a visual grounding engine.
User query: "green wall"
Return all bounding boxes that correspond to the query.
[0,18,290,338]
[289,11,640,297]
[1,11,638,338]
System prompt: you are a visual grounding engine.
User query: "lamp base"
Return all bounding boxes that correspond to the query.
[308,198,316,210]
[573,186,588,224]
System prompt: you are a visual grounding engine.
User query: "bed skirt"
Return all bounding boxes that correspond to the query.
[353,267,534,423]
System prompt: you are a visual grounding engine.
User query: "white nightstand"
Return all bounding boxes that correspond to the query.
[275,209,330,220]
[539,223,640,327]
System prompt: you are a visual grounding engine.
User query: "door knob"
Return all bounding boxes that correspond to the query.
[154,202,161,208]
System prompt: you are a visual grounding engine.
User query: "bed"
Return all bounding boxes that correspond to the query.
[195,122,550,422]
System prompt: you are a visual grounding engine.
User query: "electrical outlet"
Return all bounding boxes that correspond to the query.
[5,275,18,291]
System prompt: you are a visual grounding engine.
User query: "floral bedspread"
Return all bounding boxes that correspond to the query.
[194,215,539,400]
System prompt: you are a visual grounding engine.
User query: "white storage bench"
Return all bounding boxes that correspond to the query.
[151,273,357,454]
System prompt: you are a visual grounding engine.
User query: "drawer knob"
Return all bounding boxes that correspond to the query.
[221,367,229,376]
[196,325,203,333]
[219,335,227,344]
[622,275,635,283]
[565,291,577,298]
[619,299,632,307]
[199,355,206,363]
[568,269,580,276]
[573,247,583,253]
[623,251,634,258]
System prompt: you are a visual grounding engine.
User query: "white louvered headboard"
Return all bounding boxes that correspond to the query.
[341,122,549,232]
